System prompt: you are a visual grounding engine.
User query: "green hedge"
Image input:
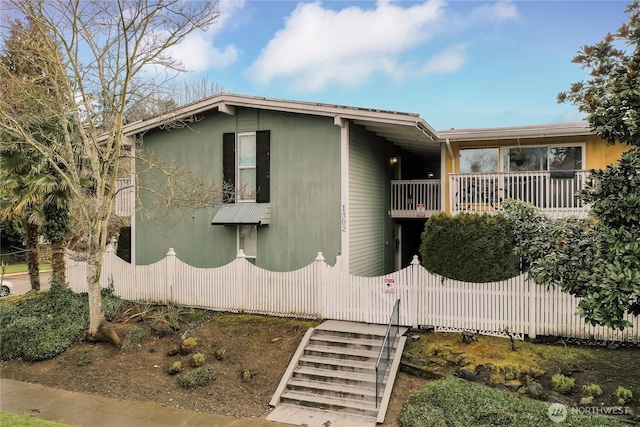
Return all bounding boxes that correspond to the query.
[401,377,625,427]
[420,213,518,282]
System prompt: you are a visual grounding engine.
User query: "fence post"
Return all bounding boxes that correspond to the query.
[236,250,246,312]
[315,252,325,319]
[166,248,176,304]
[527,275,537,339]
[104,240,116,291]
[410,255,420,328]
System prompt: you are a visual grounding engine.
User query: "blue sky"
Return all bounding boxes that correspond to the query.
[169,0,630,130]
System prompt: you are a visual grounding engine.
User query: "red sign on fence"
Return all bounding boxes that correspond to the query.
[384,278,395,294]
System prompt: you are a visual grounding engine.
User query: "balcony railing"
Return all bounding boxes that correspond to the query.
[449,170,590,218]
[115,178,134,217]
[390,179,441,218]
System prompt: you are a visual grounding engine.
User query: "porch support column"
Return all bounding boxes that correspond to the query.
[335,116,349,273]
[440,139,448,213]
[128,135,136,266]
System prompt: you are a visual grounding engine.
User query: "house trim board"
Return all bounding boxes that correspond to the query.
[339,117,350,273]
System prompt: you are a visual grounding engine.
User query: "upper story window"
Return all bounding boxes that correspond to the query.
[223,131,270,203]
[502,146,582,172]
[237,133,257,201]
[460,148,499,173]
[460,145,583,173]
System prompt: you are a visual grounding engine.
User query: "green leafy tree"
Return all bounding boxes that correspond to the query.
[504,2,640,330]
[557,1,640,147]
[555,1,640,329]
[0,148,43,290]
[0,19,72,289]
[501,200,638,330]
[43,200,71,284]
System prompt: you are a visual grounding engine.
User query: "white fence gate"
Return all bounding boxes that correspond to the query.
[65,245,640,343]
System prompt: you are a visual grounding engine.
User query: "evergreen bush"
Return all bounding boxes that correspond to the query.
[0,284,88,361]
[420,213,518,282]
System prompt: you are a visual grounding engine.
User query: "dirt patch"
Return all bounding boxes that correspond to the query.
[0,312,422,426]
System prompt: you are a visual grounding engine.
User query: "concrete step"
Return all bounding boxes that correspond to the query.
[298,354,377,375]
[292,366,379,388]
[286,378,378,403]
[280,389,378,418]
[268,321,409,426]
[308,334,384,352]
[304,344,380,362]
[313,327,385,342]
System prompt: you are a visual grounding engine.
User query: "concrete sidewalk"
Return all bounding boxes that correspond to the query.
[0,378,295,427]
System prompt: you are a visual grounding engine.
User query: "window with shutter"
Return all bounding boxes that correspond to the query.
[222,131,270,203]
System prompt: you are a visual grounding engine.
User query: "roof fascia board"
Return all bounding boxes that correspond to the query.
[438,123,593,142]
[122,93,440,139]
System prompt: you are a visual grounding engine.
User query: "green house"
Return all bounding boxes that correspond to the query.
[119,94,441,276]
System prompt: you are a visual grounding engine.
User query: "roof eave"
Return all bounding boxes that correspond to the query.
[438,122,594,142]
[122,93,441,140]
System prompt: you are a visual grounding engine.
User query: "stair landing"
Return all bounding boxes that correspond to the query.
[267,320,408,427]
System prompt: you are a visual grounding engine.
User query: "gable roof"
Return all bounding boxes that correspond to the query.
[123,93,441,155]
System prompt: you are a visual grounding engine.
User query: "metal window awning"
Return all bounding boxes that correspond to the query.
[211,203,271,225]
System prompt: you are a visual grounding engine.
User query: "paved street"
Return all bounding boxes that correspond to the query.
[2,271,52,295]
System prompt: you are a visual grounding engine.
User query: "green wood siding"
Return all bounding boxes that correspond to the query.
[348,124,395,276]
[258,111,341,271]
[135,109,341,271]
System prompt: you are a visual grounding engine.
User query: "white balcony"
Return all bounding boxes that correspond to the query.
[390,179,441,218]
[449,170,590,218]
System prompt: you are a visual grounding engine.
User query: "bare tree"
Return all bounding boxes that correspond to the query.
[125,74,224,122]
[0,0,221,345]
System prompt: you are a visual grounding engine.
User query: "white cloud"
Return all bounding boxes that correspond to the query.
[170,32,239,71]
[168,0,244,72]
[421,44,467,75]
[247,0,518,91]
[469,1,519,22]
[248,0,446,90]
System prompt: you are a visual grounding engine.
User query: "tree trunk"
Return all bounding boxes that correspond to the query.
[50,239,66,286]
[86,253,105,337]
[25,219,40,291]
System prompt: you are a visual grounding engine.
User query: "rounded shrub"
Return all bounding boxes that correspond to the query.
[420,213,518,282]
[582,383,603,397]
[180,337,198,354]
[0,285,88,361]
[178,366,215,388]
[551,374,575,394]
[615,386,633,405]
[191,352,205,367]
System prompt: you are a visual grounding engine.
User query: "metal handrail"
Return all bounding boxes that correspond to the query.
[374,299,400,408]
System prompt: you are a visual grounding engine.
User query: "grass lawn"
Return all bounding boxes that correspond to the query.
[2,263,51,275]
[0,412,68,426]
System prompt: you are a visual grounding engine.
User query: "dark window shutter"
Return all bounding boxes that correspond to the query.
[223,132,235,203]
[256,130,270,203]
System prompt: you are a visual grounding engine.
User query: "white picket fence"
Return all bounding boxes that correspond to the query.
[65,245,640,343]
